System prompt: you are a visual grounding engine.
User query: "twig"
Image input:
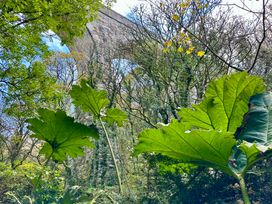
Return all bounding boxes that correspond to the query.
[247,0,267,73]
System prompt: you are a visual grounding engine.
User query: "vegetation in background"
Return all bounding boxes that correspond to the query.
[0,0,272,203]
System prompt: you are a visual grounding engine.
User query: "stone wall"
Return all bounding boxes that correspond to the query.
[70,7,136,76]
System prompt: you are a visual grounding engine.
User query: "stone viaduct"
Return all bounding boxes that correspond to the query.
[69,9,139,186]
[70,7,137,77]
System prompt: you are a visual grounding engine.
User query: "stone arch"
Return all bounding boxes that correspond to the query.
[69,7,137,78]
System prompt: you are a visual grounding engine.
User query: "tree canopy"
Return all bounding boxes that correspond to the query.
[0,0,109,117]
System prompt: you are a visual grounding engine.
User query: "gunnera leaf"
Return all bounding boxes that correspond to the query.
[179,72,265,132]
[135,72,266,176]
[231,93,272,174]
[101,108,127,127]
[134,120,236,175]
[69,80,109,117]
[28,108,99,162]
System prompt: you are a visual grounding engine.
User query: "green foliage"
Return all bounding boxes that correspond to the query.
[70,79,126,194]
[0,0,107,119]
[236,93,272,144]
[102,108,127,127]
[69,80,109,117]
[158,160,196,175]
[3,61,64,118]
[0,162,64,204]
[135,72,266,173]
[231,93,272,174]
[0,0,103,45]
[135,72,270,202]
[179,72,265,132]
[28,108,99,162]
[70,80,127,126]
[135,120,236,175]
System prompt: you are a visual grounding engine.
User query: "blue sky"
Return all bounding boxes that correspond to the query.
[42,35,70,53]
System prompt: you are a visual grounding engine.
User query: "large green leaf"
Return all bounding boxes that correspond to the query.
[101,108,127,127]
[28,109,99,162]
[179,72,265,132]
[69,80,109,117]
[233,93,272,174]
[135,72,266,176]
[135,120,236,175]
[236,93,272,144]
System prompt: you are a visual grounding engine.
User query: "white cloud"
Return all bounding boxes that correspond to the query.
[112,0,145,15]
[222,0,263,18]
[112,0,264,17]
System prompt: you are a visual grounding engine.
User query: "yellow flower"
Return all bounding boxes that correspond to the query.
[172,14,180,22]
[185,36,191,42]
[197,51,205,57]
[179,2,189,8]
[186,46,194,55]
[163,48,168,53]
[164,40,173,47]
[177,47,184,53]
[180,32,186,38]
[186,50,192,55]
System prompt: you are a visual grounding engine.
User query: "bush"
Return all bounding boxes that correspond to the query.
[0,162,64,203]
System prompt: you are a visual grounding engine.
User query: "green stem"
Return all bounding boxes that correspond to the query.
[43,151,54,166]
[238,175,250,204]
[99,118,123,194]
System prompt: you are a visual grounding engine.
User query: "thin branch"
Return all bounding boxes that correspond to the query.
[220,3,262,15]
[247,0,267,73]
[182,26,244,72]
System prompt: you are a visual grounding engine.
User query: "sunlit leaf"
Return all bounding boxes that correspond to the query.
[102,108,127,127]
[69,80,109,117]
[135,120,236,175]
[28,109,99,162]
[179,72,265,132]
[135,72,267,178]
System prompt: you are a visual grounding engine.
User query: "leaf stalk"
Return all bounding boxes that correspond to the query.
[237,175,250,204]
[99,117,123,194]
